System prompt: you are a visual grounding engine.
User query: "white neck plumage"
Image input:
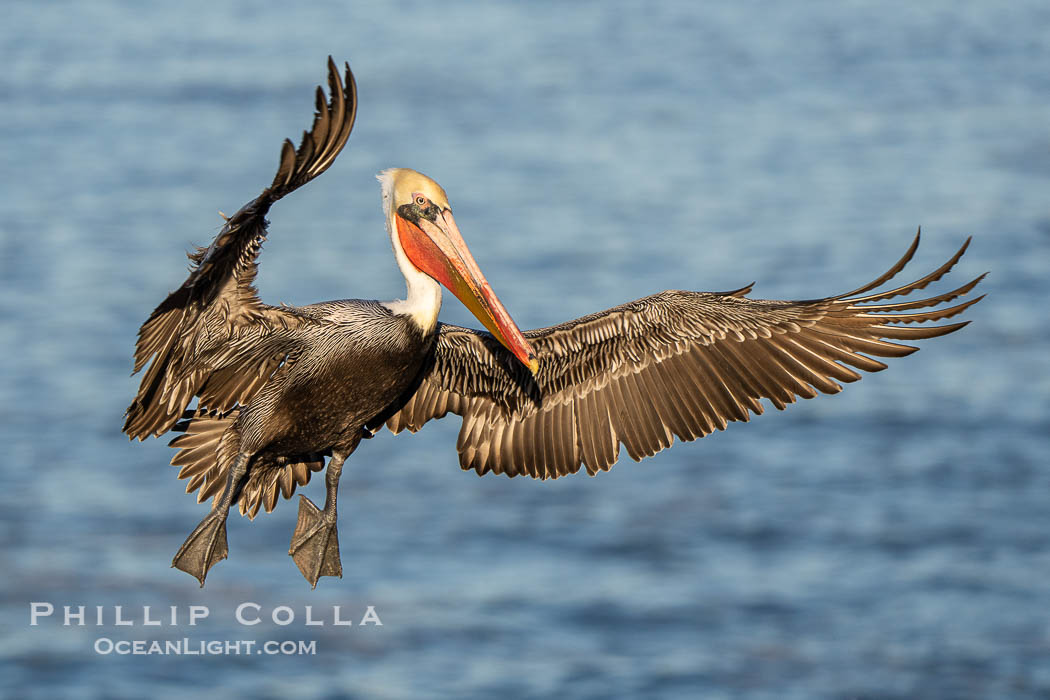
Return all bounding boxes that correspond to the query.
[377,170,442,333]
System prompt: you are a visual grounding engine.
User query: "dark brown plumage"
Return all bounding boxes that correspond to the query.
[125,57,983,588]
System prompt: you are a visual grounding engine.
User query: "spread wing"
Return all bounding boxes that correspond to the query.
[374,232,984,479]
[124,58,358,439]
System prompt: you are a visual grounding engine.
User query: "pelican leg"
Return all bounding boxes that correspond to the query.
[172,452,250,587]
[289,450,347,588]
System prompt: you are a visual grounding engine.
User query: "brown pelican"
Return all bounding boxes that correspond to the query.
[124,58,984,587]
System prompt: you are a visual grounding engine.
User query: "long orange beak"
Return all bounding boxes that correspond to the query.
[396,206,538,373]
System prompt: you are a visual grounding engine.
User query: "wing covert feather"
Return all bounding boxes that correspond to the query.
[377,232,983,479]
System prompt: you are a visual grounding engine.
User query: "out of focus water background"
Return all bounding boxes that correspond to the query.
[3,1,1048,698]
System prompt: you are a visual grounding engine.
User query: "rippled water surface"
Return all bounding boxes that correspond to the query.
[3,2,1049,698]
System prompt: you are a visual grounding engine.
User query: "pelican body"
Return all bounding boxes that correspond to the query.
[125,59,984,587]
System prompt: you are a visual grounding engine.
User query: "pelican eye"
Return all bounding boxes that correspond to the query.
[414,195,427,207]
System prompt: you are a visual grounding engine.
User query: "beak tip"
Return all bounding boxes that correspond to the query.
[527,356,539,374]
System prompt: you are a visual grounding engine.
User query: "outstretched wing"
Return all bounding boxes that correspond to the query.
[374,232,984,479]
[124,58,358,439]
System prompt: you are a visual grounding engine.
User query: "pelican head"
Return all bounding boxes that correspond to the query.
[378,168,537,373]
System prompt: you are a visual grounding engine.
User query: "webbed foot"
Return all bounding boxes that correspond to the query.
[172,512,229,587]
[289,495,342,588]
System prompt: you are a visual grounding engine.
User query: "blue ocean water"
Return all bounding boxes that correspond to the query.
[2,1,1048,697]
